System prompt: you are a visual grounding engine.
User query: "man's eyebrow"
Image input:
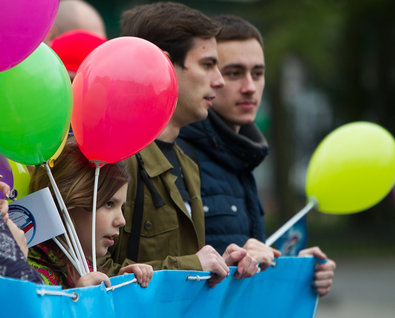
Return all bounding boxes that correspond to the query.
[200,56,218,64]
[222,63,265,70]
[222,64,246,71]
[253,64,266,70]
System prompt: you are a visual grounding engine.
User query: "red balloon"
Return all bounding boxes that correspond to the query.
[71,37,178,163]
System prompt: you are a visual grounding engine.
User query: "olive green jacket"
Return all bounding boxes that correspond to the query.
[98,142,205,276]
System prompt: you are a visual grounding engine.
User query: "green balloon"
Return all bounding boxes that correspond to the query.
[0,43,72,165]
[305,122,395,214]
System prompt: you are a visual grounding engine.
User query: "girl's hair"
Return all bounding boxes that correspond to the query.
[30,138,130,211]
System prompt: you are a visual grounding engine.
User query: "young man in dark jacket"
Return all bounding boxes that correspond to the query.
[99,3,260,286]
[179,15,336,296]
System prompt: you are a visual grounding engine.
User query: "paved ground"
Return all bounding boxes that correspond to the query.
[316,257,395,318]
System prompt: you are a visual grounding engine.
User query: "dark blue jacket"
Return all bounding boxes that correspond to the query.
[179,109,269,254]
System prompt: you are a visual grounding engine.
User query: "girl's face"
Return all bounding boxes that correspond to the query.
[71,183,127,259]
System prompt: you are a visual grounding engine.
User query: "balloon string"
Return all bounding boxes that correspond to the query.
[56,216,81,272]
[53,237,83,276]
[44,162,89,274]
[92,165,101,272]
[265,199,317,247]
[44,162,89,275]
[59,212,87,274]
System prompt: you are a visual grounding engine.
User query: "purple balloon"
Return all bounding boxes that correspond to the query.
[0,155,13,199]
[0,0,59,71]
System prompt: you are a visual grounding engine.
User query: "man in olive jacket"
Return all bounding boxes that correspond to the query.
[98,2,262,285]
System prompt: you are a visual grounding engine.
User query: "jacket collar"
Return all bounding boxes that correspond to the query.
[179,109,270,171]
[139,141,173,178]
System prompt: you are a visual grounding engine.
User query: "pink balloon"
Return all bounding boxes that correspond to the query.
[0,0,59,71]
[71,37,178,164]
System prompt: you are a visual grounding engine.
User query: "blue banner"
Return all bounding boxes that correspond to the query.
[1,256,319,318]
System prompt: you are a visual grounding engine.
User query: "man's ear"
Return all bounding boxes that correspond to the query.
[162,50,174,64]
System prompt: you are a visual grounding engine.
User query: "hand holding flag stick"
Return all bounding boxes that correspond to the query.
[267,122,395,247]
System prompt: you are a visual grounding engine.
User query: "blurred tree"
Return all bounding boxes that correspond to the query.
[339,0,395,232]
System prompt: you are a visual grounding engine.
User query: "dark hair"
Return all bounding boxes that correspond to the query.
[121,2,220,66]
[213,15,263,47]
[30,138,130,211]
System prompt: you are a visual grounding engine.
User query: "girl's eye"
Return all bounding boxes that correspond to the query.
[105,201,114,208]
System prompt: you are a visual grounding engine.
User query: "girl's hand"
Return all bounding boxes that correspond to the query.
[76,271,111,288]
[119,264,153,287]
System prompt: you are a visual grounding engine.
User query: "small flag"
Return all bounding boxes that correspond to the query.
[275,215,307,256]
[9,187,65,247]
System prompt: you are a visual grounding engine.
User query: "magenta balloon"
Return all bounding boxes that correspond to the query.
[0,154,13,199]
[71,37,178,163]
[0,0,59,71]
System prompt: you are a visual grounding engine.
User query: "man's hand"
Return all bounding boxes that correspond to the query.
[299,246,336,297]
[223,243,258,279]
[243,238,281,270]
[196,245,229,287]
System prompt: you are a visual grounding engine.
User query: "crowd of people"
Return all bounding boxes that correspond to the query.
[1,0,335,301]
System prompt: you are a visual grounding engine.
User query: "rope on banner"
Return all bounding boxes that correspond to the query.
[187,260,278,281]
[36,289,79,302]
[106,278,137,292]
[186,274,211,281]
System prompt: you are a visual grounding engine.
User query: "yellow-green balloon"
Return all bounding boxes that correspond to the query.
[8,159,31,200]
[306,122,395,214]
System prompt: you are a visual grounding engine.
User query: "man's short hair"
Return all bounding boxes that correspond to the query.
[121,2,220,67]
[213,15,263,47]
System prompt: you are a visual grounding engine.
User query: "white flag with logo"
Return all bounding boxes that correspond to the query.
[9,187,66,247]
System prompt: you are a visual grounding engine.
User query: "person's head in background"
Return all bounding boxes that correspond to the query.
[45,0,107,44]
[30,138,129,259]
[211,15,265,133]
[121,2,224,133]
[50,30,106,82]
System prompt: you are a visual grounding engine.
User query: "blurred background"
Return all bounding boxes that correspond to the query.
[84,0,394,316]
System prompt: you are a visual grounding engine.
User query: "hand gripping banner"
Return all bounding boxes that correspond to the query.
[0,256,319,318]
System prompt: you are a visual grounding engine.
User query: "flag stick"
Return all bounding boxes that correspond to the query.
[266,199,317,247]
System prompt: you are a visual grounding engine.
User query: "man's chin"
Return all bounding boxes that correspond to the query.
[195,108,209,122]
